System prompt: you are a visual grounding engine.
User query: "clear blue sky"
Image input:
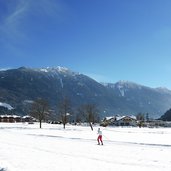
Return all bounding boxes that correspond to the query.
[0,0,171,89]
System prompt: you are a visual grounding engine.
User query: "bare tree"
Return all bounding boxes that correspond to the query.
[136,113,145,121]
[136,113,145,128]
[79,104,99,131]
[58,97,72,129]
[30,98,49,128]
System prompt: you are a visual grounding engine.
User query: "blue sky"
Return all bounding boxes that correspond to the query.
[0,0,171,89]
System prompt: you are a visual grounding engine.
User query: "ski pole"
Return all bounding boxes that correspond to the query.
[103,134,110,141]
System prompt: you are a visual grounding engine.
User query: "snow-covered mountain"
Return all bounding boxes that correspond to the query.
[34,66,80,76]
[102,81,171,118]
[0,67,114,117]
[0,67,171,118]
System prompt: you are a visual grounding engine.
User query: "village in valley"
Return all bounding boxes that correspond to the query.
[1,113,171,128]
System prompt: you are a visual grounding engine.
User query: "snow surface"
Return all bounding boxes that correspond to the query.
[0,102,14,110]
[0,123,171,171]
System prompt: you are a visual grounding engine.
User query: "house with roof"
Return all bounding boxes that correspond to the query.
[0,115,21,122]
[101,115,137,127]
[22,115,36,122]
[115,115,137,126]
[0,115,36,123]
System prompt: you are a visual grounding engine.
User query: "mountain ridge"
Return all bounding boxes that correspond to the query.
[0,67,171,119]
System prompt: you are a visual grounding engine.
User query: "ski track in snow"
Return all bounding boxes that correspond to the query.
[25,132,171,148]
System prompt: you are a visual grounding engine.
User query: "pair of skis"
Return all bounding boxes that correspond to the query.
[97,143,103,145]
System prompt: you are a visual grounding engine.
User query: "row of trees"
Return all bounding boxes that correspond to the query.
[30,97,99,130]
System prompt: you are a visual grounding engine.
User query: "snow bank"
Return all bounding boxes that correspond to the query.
[0,123,171,171]
[0,102,14,110]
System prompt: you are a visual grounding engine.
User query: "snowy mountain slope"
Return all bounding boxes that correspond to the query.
[102,81,171,118]
[0,67,115,117]
[0,67,171,118]
[0,102,14,110]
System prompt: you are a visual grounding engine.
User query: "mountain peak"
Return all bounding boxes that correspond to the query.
[40,66,70,73]
[15,66,80,77]
[102,80,143,90]
[38,66,80,76]
[116,80,141,87]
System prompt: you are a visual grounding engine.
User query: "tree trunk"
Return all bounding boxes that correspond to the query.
[89,122,93,131]
[40,120,42,129]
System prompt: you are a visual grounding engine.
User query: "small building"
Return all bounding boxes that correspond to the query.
[101,115,137,127]
[0,115,8,122]
[8,115,15,123]
[22,115,36,122]
[115,115,137,126]
[13,115,22,122]
[0,115,21,123]
[0,115,3,122]
[145,120,171,128]
[100,116,116,127]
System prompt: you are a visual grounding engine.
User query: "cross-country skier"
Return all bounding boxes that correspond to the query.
[97,128,103,145]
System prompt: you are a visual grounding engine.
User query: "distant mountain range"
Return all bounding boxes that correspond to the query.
[0,67,171,119]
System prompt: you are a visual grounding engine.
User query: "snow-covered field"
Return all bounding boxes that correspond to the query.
[0,123,171,171]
